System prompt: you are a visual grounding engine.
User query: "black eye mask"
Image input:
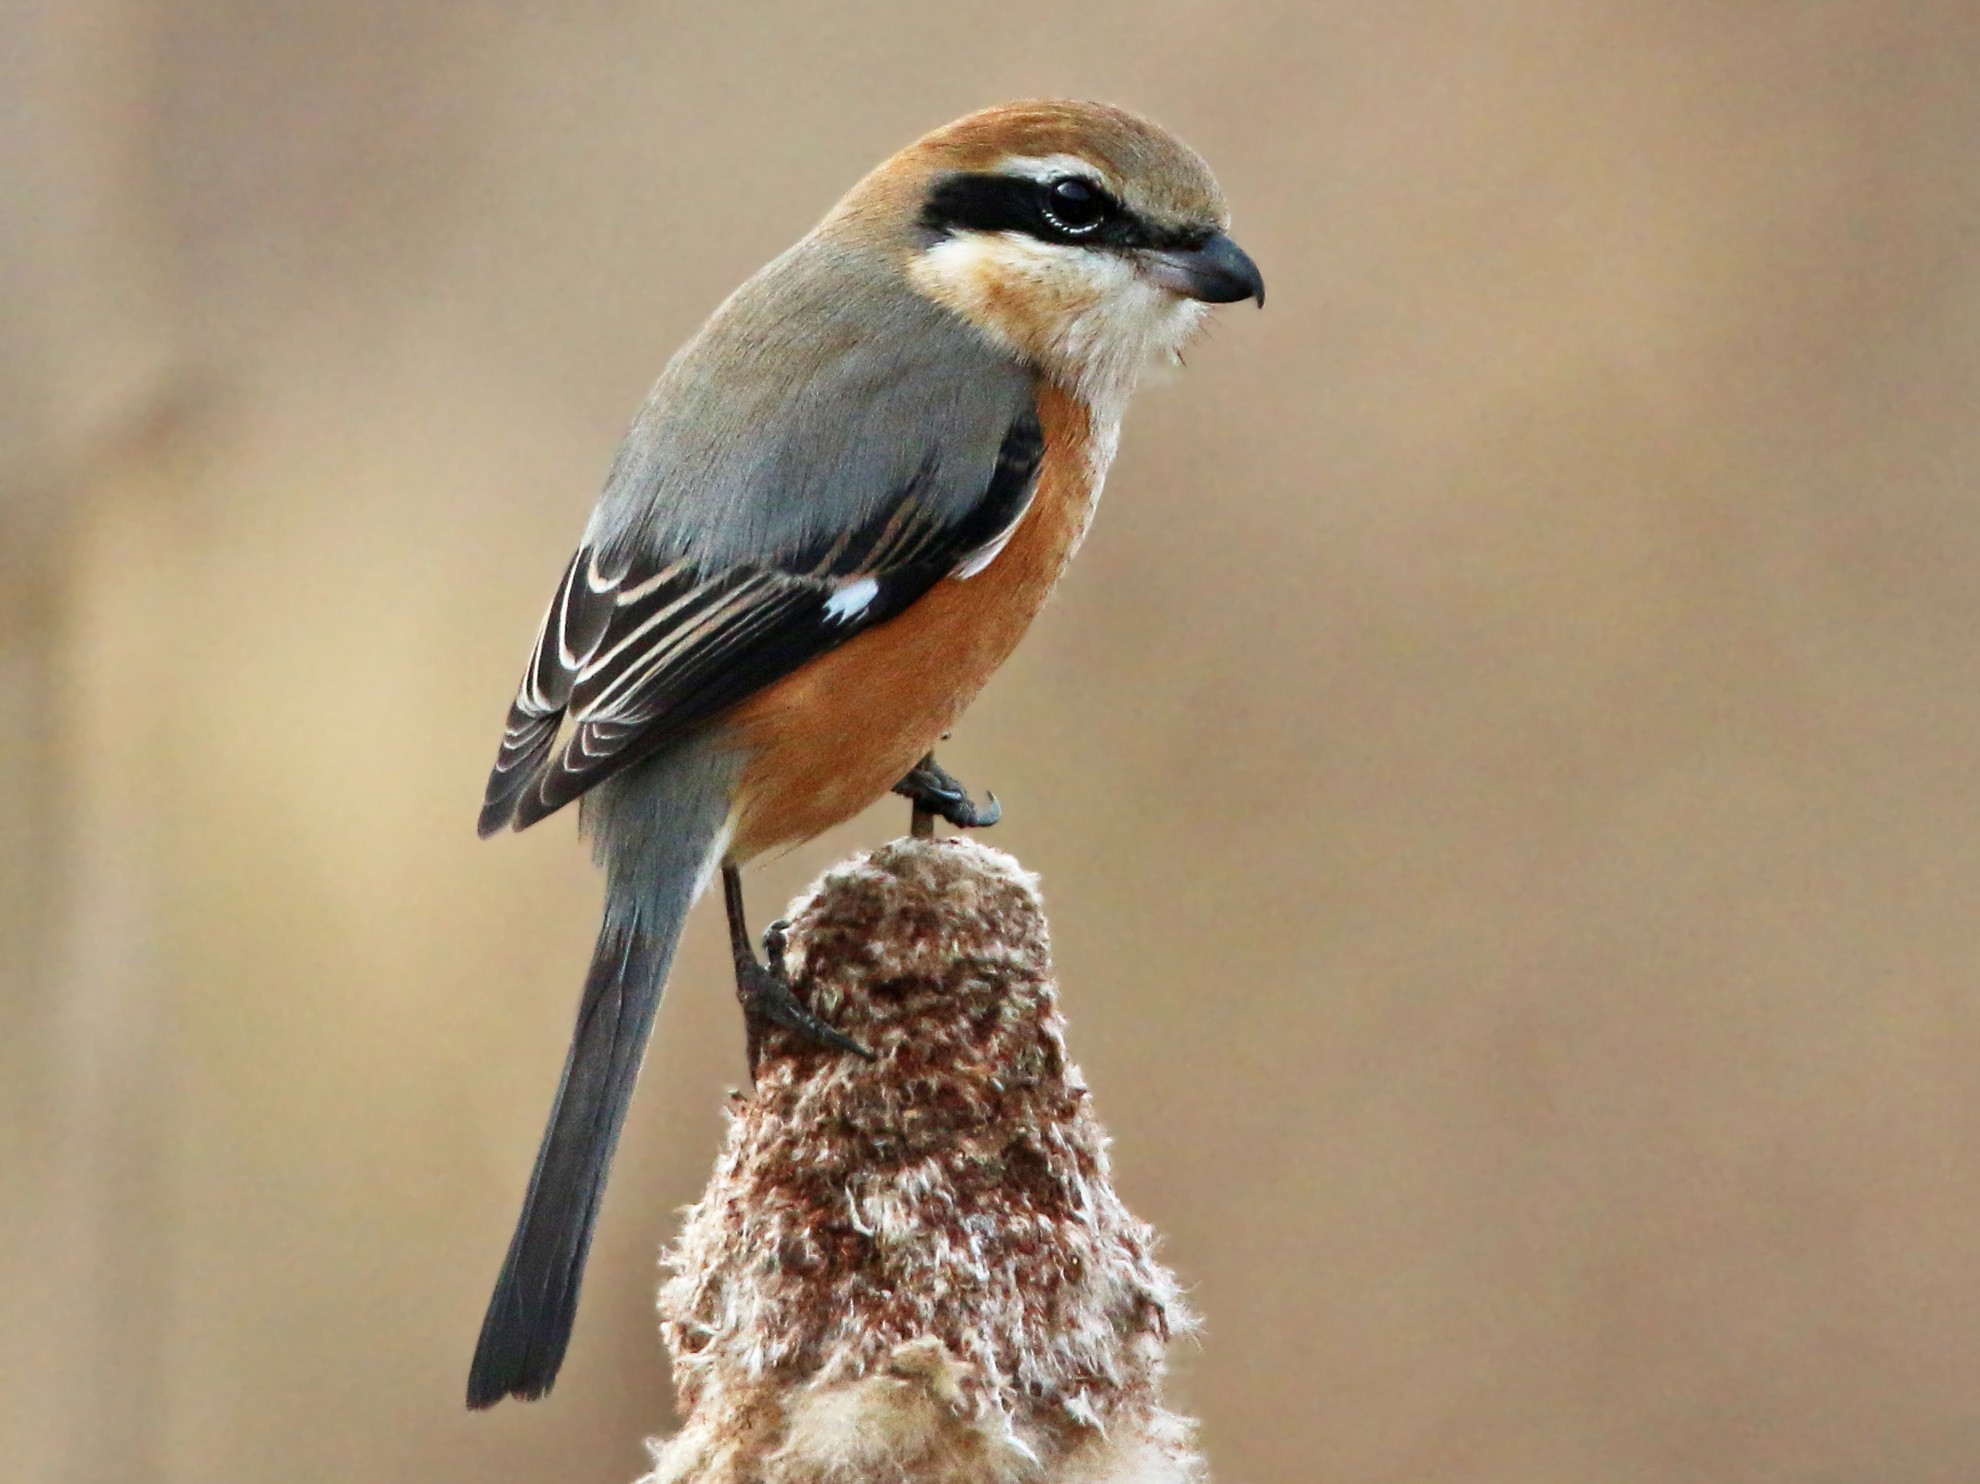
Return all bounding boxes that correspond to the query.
[919,172,1211,253]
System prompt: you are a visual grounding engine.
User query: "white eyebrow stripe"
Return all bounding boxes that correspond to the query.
[993,152,1108,185]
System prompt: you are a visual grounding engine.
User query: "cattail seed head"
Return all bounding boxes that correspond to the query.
[645,838,1205,1484]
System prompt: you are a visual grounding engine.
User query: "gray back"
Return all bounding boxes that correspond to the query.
[587,237,1035,569]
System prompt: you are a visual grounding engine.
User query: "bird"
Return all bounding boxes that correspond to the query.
[466,98,1263,1409]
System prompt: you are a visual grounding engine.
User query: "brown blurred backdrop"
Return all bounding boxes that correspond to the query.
[8,3,1980,1481]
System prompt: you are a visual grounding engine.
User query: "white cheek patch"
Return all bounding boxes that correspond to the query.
[910,233,1211,417]
[823,576,879,623]
[907,234,1034,358]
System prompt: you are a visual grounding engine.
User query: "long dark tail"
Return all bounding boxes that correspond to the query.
[467,749,733,1408]
[466,914,671,1406]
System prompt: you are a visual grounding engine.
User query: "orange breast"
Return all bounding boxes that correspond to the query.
[724,386,1099,861]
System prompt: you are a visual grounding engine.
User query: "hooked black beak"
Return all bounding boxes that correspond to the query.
[1146,231,1265,307]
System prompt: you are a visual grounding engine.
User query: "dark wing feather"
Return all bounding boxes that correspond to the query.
[477,551,619,835]
[477,408,1043,834]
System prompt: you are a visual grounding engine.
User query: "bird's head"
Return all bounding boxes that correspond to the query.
[825,101,1264,414]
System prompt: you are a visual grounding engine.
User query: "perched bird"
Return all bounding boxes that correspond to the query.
[467,99,1263,1409]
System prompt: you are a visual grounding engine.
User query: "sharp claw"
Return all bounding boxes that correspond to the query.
[764,994,873,1061]
[762,919,790,971]
[735,957,874,1062]
[816,1022,878,1061]
[894,754,1001,831]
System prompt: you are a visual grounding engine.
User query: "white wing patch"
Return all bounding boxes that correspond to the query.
[823,575,880,623]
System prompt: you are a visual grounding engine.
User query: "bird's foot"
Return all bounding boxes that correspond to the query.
[736,918,873,1073]
[893,753,1001,839]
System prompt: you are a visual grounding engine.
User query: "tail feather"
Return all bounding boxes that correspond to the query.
[466,918,668,1407]
[467,745,736,1408]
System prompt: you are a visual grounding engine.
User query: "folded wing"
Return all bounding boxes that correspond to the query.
[477,408,1043,835]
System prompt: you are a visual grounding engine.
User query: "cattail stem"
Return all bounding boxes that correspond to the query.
[643,837,1205,1484]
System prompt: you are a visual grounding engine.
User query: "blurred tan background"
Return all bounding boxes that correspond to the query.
[8,2,1980,1480]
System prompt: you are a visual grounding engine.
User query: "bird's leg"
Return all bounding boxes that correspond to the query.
[722,863,872,1075]
[892,753,1001,839]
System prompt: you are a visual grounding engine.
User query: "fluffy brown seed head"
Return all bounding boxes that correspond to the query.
[646,838,1204,1484]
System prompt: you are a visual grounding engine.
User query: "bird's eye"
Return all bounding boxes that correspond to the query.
[1040,177,1111,235]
